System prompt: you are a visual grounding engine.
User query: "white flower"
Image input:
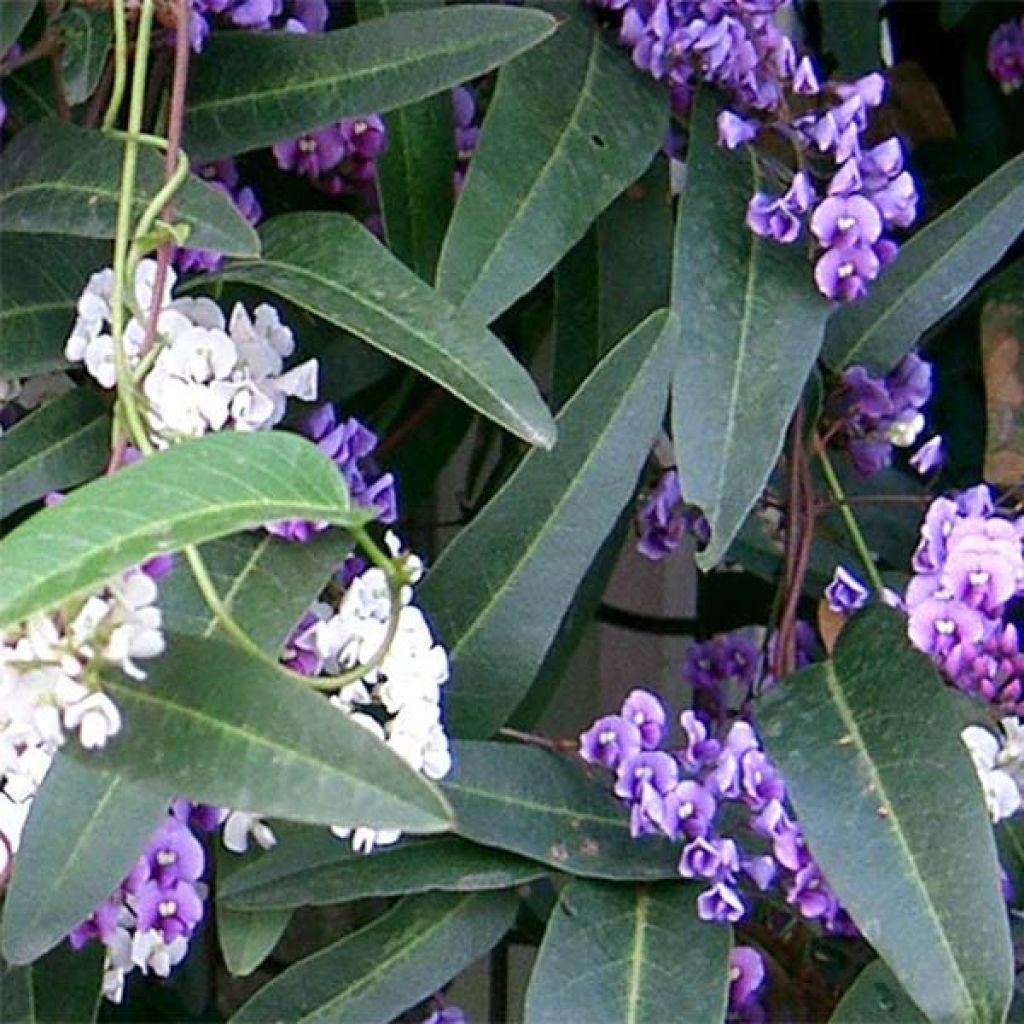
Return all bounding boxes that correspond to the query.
[886,411,925,448]
[64,693,123,749]
[131,928,188,976]
[962,724,1023,823]
[222,811,277,854]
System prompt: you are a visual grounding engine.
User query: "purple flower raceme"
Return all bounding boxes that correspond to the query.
[636,468,710,560]
[988,17,1024,94]
[182,0,327,51]
[580,688,852,932]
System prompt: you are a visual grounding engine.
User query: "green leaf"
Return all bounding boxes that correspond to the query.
[830,961,929,1024]
[0,942,104,1022]
[443,742,679,880]
[56,6,112,105]
[211,213,555,448]
[553,163,673,409]
[670,90,829,569]
[160,530,352,654]
[2,62,55,125]
[0,121,260,256]
[184,6,556,161]
[358,0,455,281]
[218,906,291,978]
[824,150,1024,372]
[758,606,1013,1024]
[220,831,546,911]
[0,233,109,376]
[939,0,979,29]
[84,632,452,835]
[0,430,364,630]
[231,891,518,1023]
[819,0,880,75]
[421,309,677,738]
[2,755,173,965]
[436,11,667,325]
[524,879,731,1024]
[0,2,36,55]
[0,388,109,517]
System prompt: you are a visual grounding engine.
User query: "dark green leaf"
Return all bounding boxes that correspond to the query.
[824,150,1024,372]
[0,121,260,256]
[0,233,109,376]
[0,431,364,630]
[0,942,104,1022]
[85,632,452,835]
[218,906,291,978]
[421,309,677,738]
[56,6,112,105]
[443,742,680,880]
[819,0,880,75]
[212,213,555,448]
[0,388,109,517]
[436,12,667,324]
[231,891,518,1023]
[758,606,1013,1024]
[670,90,829,569]
[939,0,979,29]
[2,63,54,125]
[159,530,352,655]
[220,831,546,911]
[0,2,36,55]
[2,755,173,965]
[525,879,731,1024]
[830,961,929,1024]
[184,6,556,161]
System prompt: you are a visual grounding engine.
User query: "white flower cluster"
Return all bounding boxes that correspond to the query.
[0,569,165,872]
[64,261,317,444]
[285,534,452,853]
[100,918,190,1004]
[962,717,1024,823]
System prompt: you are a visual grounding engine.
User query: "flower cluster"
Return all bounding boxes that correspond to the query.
[580,689,852,931]
[962,718,1024,824]
[636,468,710,560]
[178,159,262,274]
[282,533,452,853]
[988,17,1024,94]
[590,0,918,301]
[905,485,1024,715]
[0,565,167,874]
[181,0,328,51]
[64,260,318,444]
[830,350,938,476]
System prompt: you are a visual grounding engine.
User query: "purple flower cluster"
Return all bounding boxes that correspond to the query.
[580,689,852,931]
[69,801,224,1002]
[590,0,918,302]
[183,0,327,51]
[266,402,397,542]
[832,350,936,476]
[636,469,710,560]
[905,484,1024,713]
[178,159,262,274]
[988,18,1024,94]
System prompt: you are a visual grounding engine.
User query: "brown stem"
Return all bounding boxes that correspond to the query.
[83,54,115,128]
[774,405,805,681]
[376,387,447,460]
[497,727,577,754]
[48,49,71,120]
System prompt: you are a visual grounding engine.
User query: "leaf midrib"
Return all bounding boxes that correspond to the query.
[624,886,648,1024]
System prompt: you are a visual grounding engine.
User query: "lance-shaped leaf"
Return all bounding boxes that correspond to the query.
[0,388,109,518]
[218,906,291,978]
[210,213,554,448]
[420,309,677,738]
[758,606,1013,1024]
[0,431,367,630]
[436,12,667,324]
[670,91,829,569]
[0,234,108,376]
[220,831,546,911]
[525,879,731,1024]
[0,942,104,1022]
[184,6,555,161]
[2,756,174,964]
[830,961,929,1024]
[160,530,352,654]
[442,742,679,880]
[824,150,1024,372]
[81,632,452,834]
[0,121,260,256]
[231,891,518,1023]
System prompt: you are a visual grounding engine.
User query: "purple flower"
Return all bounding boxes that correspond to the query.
[134,878,204,941]
[810,194,882,248]
[580,715,642,770]
[614,751,679,802]
[942,624,1024,715]
[907,596,987,655]
[342,115,387,161]
[656,780,717,840]
[69,896,122,949]
[677,710,721,771]
[746,173,815,244]
[680,835,740,881]
[787,862,838,921]
[825,565,869,614]
[274,124,348,179]
[729,946,766,1008]
[422,1007,467,1024]
[146,816,205,886]
[696,881,745,922]
[739,749,785,811]
[717,110,759,148]
[621,689,667,749]
[814,243,880,302]
[987,18,1024,93]
[910,435,943,475]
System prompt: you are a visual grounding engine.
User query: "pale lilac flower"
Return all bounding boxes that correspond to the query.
[579,715,642,770]
[910,435,943,474]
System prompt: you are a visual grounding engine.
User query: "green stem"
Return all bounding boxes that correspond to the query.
[816,444,886,593]
[102,0,128,131]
